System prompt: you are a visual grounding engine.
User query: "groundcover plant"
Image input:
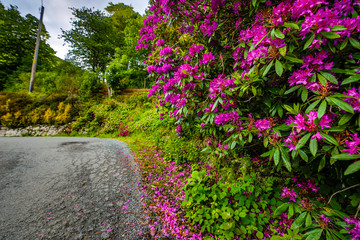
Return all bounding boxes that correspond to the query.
[136,0,360,239]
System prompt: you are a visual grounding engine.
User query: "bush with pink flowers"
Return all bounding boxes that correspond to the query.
[136,0,360,239]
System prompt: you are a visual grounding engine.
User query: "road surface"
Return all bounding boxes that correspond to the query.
[0,137,148,239]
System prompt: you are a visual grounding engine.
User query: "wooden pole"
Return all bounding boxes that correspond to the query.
[29,6,44,93]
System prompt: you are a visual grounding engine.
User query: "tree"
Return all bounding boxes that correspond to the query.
[61,7,119,73]
[105,2,140,43]
[105,3,150,90]
[0,3,56,91]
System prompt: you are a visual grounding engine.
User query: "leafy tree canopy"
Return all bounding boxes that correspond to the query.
[0,3,56,91]
[61,7,119,73]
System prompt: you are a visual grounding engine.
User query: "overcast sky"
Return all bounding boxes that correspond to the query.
[1,0,149,59]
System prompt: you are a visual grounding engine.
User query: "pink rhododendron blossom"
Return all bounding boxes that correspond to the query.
[159,46,173,56]
[189,44,204,57]
[156,38,165,46]
[209,75,235,100]
[214,111,241,126]
[200,52,215,65]
[286,111,334,149]
[281,187,297,202]
[345,217,360,239]
[344,87,360,112]
[200,19,218,37]
[343,133,360,155]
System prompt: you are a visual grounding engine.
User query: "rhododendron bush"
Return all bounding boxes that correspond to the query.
[138,0,360,177]
[136,0,360,238]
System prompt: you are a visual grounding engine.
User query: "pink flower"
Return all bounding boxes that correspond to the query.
[345,216,360,239]
[281,187,297,202]
[311,132,325,141]
[255,119,272,131]
[343,133,360,155]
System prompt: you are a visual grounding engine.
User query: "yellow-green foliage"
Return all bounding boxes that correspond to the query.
[1,112,13,126]
[55,102,72,124]
[0,92,78,128]
[28,107,45,124]
[44,109,56,124]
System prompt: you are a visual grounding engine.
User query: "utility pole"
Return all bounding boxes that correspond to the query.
[29,5,45,93]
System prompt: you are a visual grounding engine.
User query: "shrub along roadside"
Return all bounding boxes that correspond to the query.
[0,92,79,128]
[2,90,359,239]
[132,0,360,238]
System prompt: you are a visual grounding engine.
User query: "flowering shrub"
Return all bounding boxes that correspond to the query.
[118,121,130,136]
[135,145,356,239]
[136,0,360,238]
[138,0,360,176]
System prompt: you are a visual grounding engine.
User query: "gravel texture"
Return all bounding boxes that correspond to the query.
[0,137,149,240]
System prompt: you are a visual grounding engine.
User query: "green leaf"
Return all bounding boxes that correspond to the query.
[338,113,353,125]
[331,153,359,161]
[212,98,219,111]
[274,148,280,166]
[283,104,295,114]
[327,125,347,132]
[318,156,326,172]
[304,34,315,49]
[299,150,309,162]
[261,150,272,157]
[321,31,341,39]
[296,133,312,150]
[317,100,327,118]
[275,60,283,77]
[310,138,318,156]
[349,37,360,50]
[305,213,312,227]
[221,211,232,220]
[288,204,294,218]
[263,60,274,77]
[320,132,339,146]
[318,73,327,86]
[305,229,323,240]
[341,74,360,85]
[344,161,360,175]
[326,230,333,240]
[230,141,237,150]
[320,71,338,85]
[339,38,348,50]
[328,97,354,114]
[280,146,291,172]
[283,22,299,30]
[279,46,287,57]
[284,55,304,63]
[301,88,308,102]
[331,230,348,240]
[256,231,264,239]
[273,202,289,216]
[291,212,307,229]
[331,25,347,31]
[306,99,321,113]
[274,29,285,39]
[221,222,232,230]
[332,68,356,74]
[285,85,301,95]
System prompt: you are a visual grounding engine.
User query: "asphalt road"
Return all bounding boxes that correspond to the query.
[0,137,148,240]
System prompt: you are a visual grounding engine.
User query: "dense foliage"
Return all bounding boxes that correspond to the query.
[0,3,56,91]
[62,2,150,91]
[0,92,78,127]
[137,0,360,239]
